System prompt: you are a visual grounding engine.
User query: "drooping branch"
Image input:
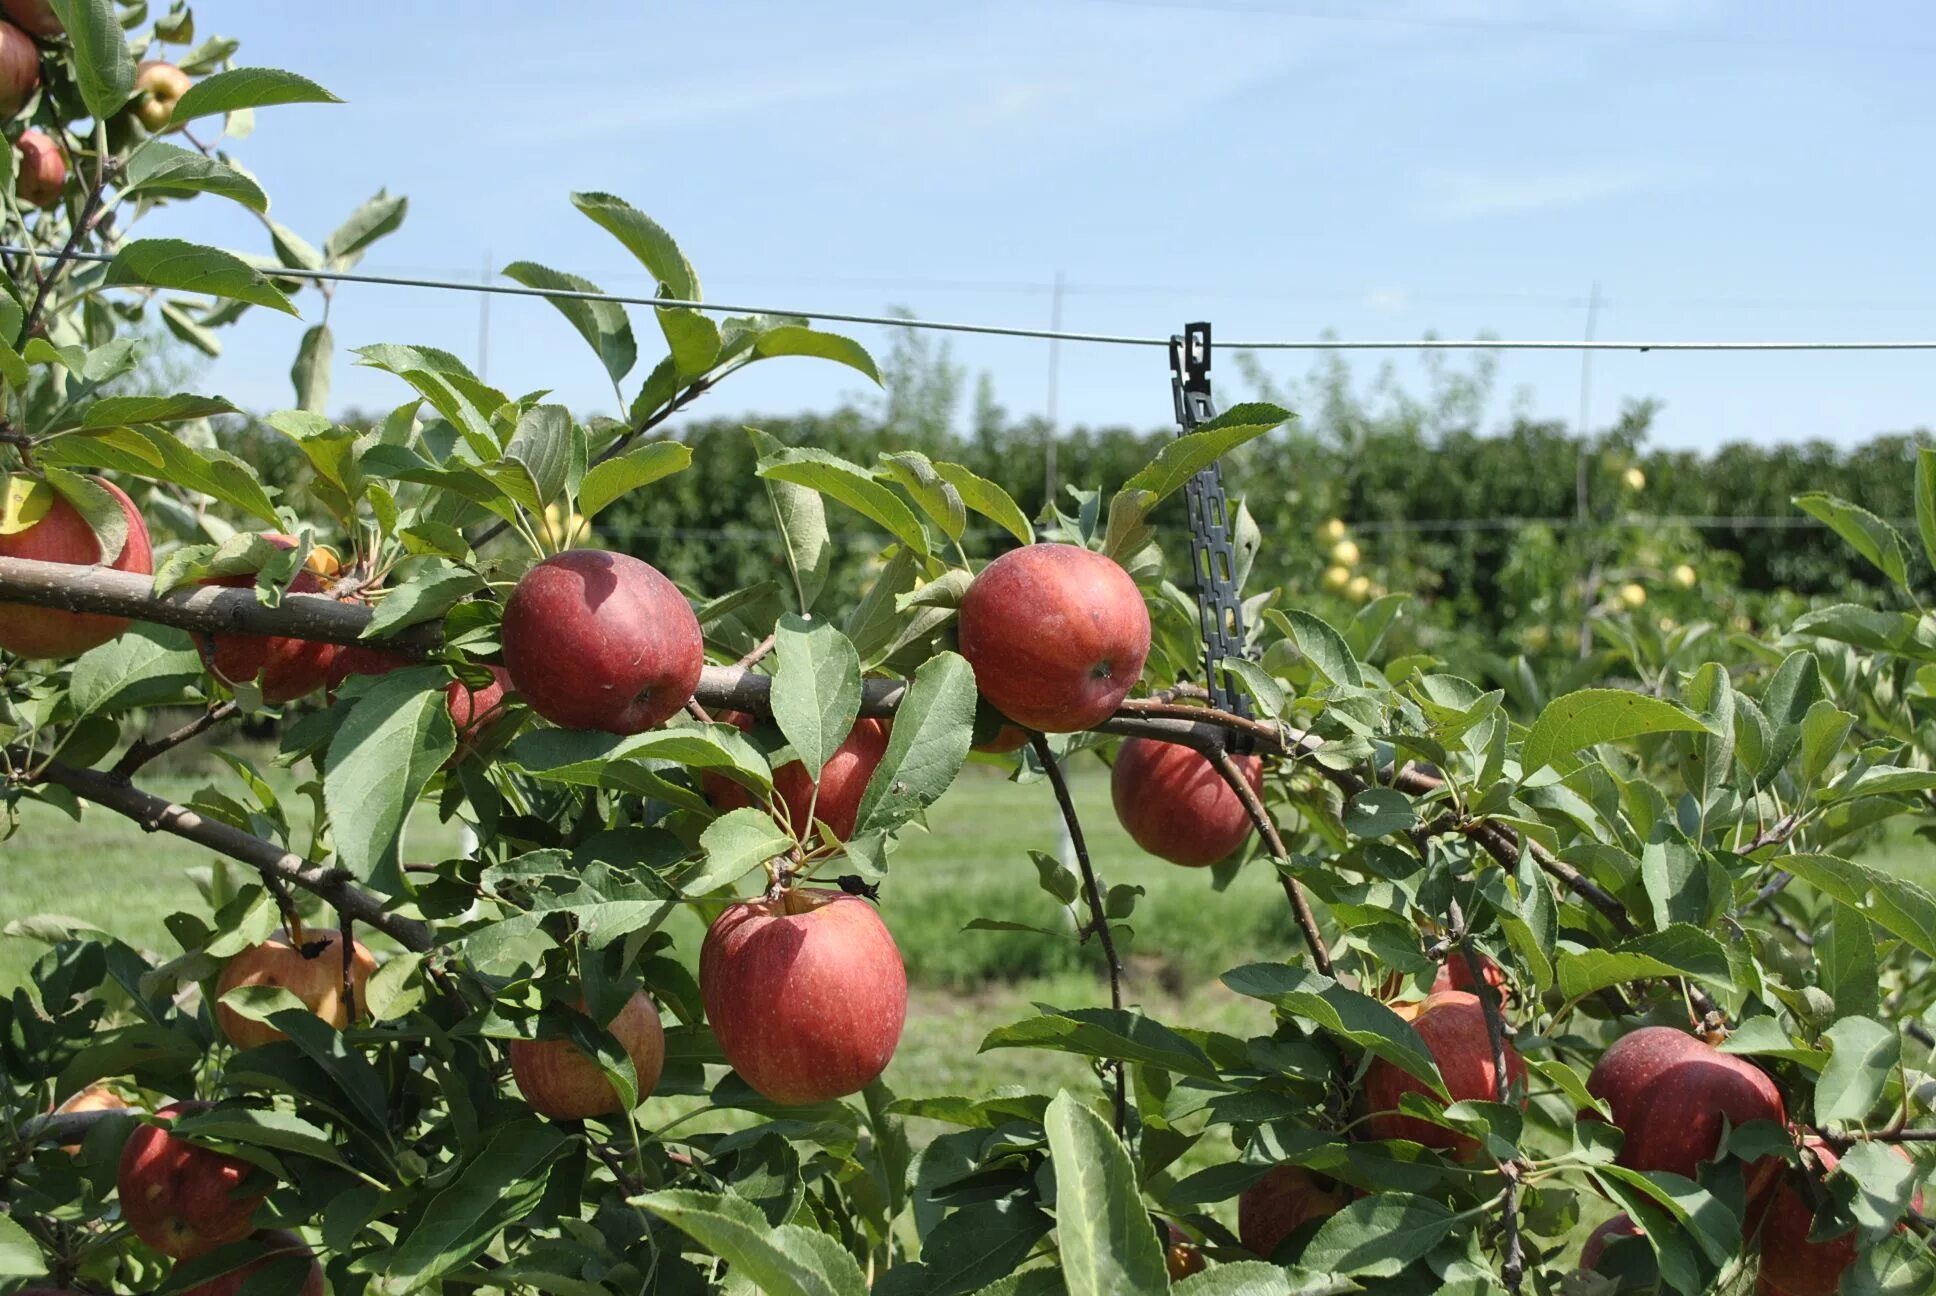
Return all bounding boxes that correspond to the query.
[1205,743,1334,977]
[1031,733,1127,1137]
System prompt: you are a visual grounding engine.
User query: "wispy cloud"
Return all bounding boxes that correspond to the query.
[1416,162,1666,219]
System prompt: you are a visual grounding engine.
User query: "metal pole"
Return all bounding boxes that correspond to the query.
[477,249,493,381]
[1044,269,1064,501]
[1574,280,1602,522]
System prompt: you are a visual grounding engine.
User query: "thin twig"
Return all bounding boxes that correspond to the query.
[1451,898,1523,1296]
[15,152,111,349]
[1205,744,1333,977]
[108,701,239,781]
[339,912,357,1024]
[736,633,777,669]
[1030,733,1127,1136]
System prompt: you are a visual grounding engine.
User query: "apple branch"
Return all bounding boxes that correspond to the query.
[1204,743,1334,978]
[1029,733,1128,1137]
[108,700,239,781]
[1450,897,1524,1296]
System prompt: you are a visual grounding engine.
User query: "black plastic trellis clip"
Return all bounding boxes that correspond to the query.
[1167,322,1253,728]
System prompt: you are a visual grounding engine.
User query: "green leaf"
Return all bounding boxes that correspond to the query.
[0,1213,44,1276]
[324,190,408,267]
[1795,492,1910,589]
[1101,403,1288,559]
[362,563,482,639]
[770,614,862,780]
[384,1120,568,1289]
[1820,903,1880,1020]
[577,442,691,520]
[290,322,332,414]
[106,239,298,315]
[323,668,457,879]
[39,466,128,565]
[169,67,343,126]
[1799,700,1856,788]
[981,1009,1217,1079]
[1342,788,1416,838]
[635,1189,867,1296]
[1301,1193,1457,1277]
[1916,449,1936,574]
[753,325,881,384]
[68,625,200,715]
[568,193,698,299]
[1520,687,1709,776]
[1221,964,1444,1093]
[751,429,832,614]
[854,651,976,836]
[40,426,281,527]
[686,808,792,897]
[1820,765,1936,803]
[506,726,770,791]
[120,141,268,213]
[908,1197,1055,1296]
[361,952,424,1021]
[1174,1262,1352,1294]
[934,461,1033,546]
[1272,609,1364,688]
[1043,1091,1169,1296]
[879,451,967,543]
[1779,854,1936,959]
[1816,1016,1898,1123]
[1553,925,1732,999]
[501,261,637,383]
[759,447,931,557]
[80,394,243,430]
[49,0,135,121]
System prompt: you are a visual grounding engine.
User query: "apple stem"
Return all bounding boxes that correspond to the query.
[1206,744,1335,978]
[1030,733,1127,1137]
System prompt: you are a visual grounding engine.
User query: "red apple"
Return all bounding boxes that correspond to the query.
[1110,737,1260,867]
[0,20,37,117]
[957,543,1150,732]
[195,535,342,704]
[1238,1164,1351,1260]
[1164,1221,1205,1281]
[0,476,153,658]
[14,127,61,207]
[117,1102,267,1259]
[1361,990,1527,1157]
[1585,1026,1785,1195]
[501,549,702,734]
[702,709,892,842]
[1755,1138,1920,1296]
[510,992,666,1120]
[1434,950,1508,997]
[133,60,190,131]
[0,0,59,37]
[178,1228,324,1296]
[700,889,906,1104]
[214,928,376,1050]
[1580,1213,1643,1271]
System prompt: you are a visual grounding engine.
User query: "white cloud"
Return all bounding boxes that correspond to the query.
[1416,162,1666,219]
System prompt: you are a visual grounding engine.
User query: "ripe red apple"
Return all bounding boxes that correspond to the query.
[1755,1138,1921,1296]
[501,549,703,734]
[133,60,190,131]
[1164,1221,1205,1281]
[700,889,906,1104]
[1580,1213,1643,1271]
[1433,950,1508,997]
[214,927,376,1050]
[0,20,38,117]
[52,1084,132,1154]
[0,476,153,658]
[1238,1164,1352,1260]
[1361,990,1527,1157]
[14,127,62,207]
[0,0,59,37]
[177,1228,324,1296]
[957,543,1150,732]
[1110,737,1261,867]
[117,1102,267,1259]
[1585,1026,1785,1195]
[195,534,344,704]
[702,709,892,842]
[509,992,666,1120]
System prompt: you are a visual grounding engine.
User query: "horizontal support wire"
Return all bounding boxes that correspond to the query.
[7,243,1936,353]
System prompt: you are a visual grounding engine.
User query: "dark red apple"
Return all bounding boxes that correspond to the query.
[14,127,61,207]
[700,889,906,1104]
[1164,1221,1205,1281]
[1755,1138,1920,1296]
[133,60,190,131]
[1238,1164,1351,1260]
[501,549,702,734]
[510,992,666,1120]
[214,928,376,1049]
[0,20,38,117]
[1361,990,1527,1157]
[957,543,1150,732]
[1110,737,1261,866]
[0,0,60,37]
[1580,1213,1643,1270]
[702,709,891,842]
[179,1228,324,1296]
[0,476,153,658]
[195,535,342,704]
[1434,950,1508,997]
[117,1102,267,1259]
[1585,1026,1785,1196]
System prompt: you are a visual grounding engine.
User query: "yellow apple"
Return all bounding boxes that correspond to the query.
[1622,466,1646,492]
[1346,574,1371,602]
[1617,582,1647,610]
[1317,518,1347,545]
[1671,563,1697,589]
[1330,539,1361,568]
[1320,564,1351,593]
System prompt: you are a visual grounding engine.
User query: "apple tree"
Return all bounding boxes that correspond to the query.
[2,5,1935,1295]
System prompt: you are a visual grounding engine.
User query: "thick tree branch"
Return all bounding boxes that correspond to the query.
[10,748,431,952]
[1205,744,1334,977]
[1031,733,1127,1137]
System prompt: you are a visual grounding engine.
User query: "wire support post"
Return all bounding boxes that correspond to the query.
[1169,322,1253,732]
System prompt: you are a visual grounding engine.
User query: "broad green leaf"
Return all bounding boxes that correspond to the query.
[1520,688,1709,776]
[1301,1193,1456,1277]
[1795,492,1910,589]
[384,1120,567,1288]
[770,614,862,779]
[1917,448,1936,574]
[1787,605,1926,656]
[854,651,976,836]
[1043,1092,1169,1296]
[759,447,931,557]
[40,466,128,565]
[361,563,482,638]
[1342,788,1415,838]
[1815,1016,1898,1123]
[506,726,770,791]
[1174,1262,1354,1294]
[635,1189,867,1296]
[1221,964,1444,1093]
[1553,925,1731,999]
[49,0,135,121]
[80,394,243,429]
[40,425,281,527]
[934,460,1033,546]
[1271,609,1364,688]
[568,193,698,299]
[685,808,791,897]
[324,190,408,267]
[361,953,424,1021]
[577,442,691,520]
[909,1197,1055,1296]
[323,668,457,879]
[0,1214,44,1276]
[1820,764,1936,803]
[120,141,268,213]
[169,67,342,126]
[753,325,881,384]
[68,625,200,715]
[502,260,637,383]
[290,322,331,414]
[1121,403,1289,500]
[982,1009,1216,1079]
[880,451,967,543]
[750,428,832,614]
[106,239,298,315]
[1779,854,1936,959]
[1799,700,1856,788]
[1819,903,1880,1020]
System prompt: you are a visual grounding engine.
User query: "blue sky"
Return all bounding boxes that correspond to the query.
[147,1,1936,449]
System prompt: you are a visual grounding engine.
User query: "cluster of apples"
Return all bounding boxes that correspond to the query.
[0,0,196,214]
